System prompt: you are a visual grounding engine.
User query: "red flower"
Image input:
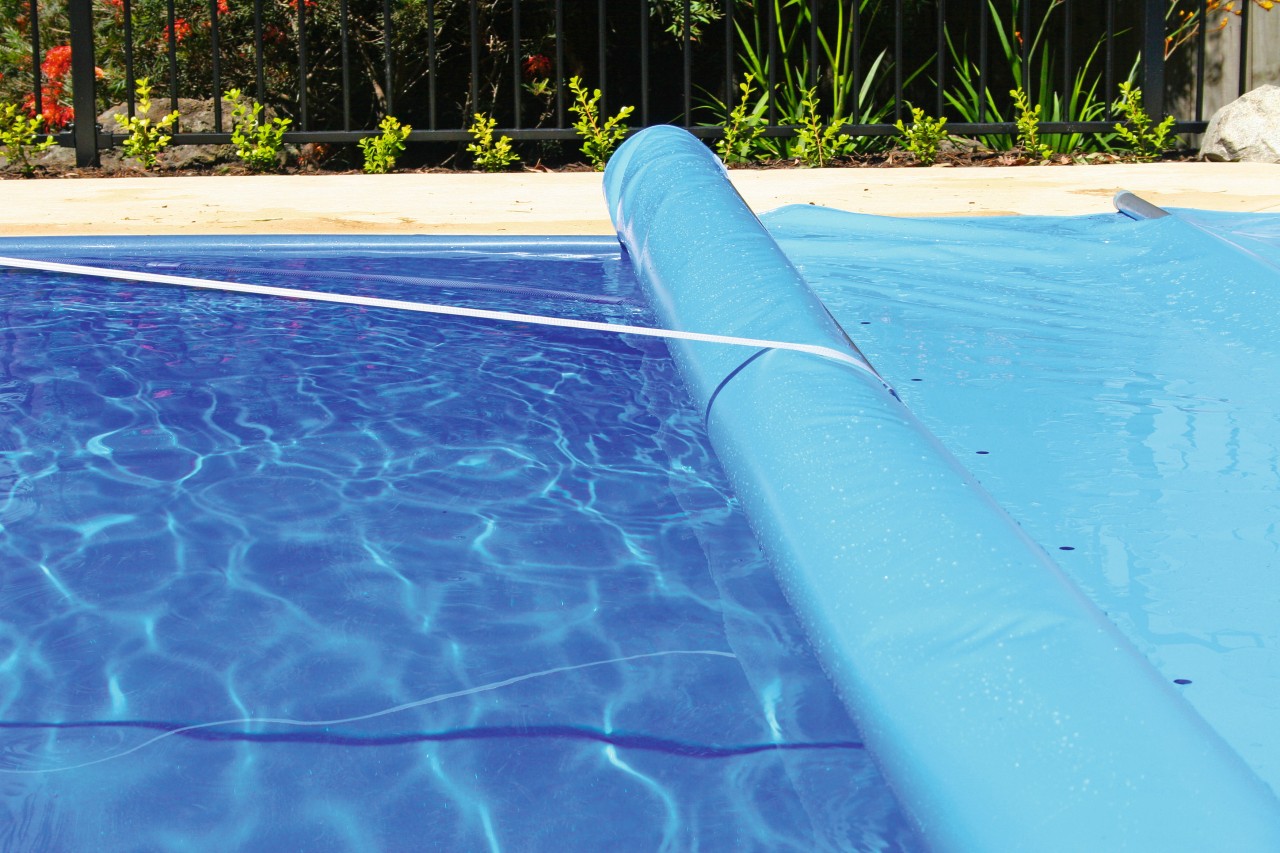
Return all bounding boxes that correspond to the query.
[217,0,229,13]
[103,0,124,10]
[166,17,192,43]
[41,45,73,82]
[23,88,74,130]
[522,54,551,80]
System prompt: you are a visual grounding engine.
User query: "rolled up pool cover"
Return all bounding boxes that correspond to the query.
[604,126,1280,851]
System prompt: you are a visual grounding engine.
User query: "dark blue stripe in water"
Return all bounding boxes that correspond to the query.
[0,720,863,758]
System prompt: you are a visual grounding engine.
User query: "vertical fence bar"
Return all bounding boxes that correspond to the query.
[208,0,223,132]
[165,0,180,122]
[29,0,42,120]
[852,0,862,122]
[1237,0,1250,96]
[1141,0,1165,119]
[428,0,438,129]
[253,0,266,104]
[683,0,692,127]
[767,0,777,125]
[640,0,651,126]
[810,0,820,93]
[555,0,565,127]
[1019,0,1030,95]
[297,0,309,129]
[1103,0,1114,119]
[597,0,607,113]
[1194,0,1207,120]
[978,0,989,123]
[936,0,946,116]
[340,0,351,130]
[724,0,735,122]
[1062,0,1073,118]
[893,0,903,122]
[469,0,480,113]
[512,0,523,128]
[123,0,135,117]
[382,0,394,116]
[67,0,99,165]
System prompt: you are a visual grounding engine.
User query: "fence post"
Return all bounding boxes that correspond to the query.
[1142,0,1166,119]
[68,0,99,166]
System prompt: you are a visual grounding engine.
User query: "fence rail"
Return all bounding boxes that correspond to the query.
[7,0,1256,167]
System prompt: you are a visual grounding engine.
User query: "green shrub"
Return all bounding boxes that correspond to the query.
[1011,87,1053,161]
[0,103,55,176]
[225,88,291,172]
[568,77,634,171]
[1113,82,1175,162]
[359,115,412,174]
[793,87,853,167]
[894,106,950,165]
[466,113,520,172]
[114,78,180,169]
[716,73,767,166]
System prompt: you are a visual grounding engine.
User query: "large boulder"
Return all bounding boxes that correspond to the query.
[1200,85,1280,163]
[97,97,235,169]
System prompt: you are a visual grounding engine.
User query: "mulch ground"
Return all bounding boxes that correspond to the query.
[0,145,1198,179]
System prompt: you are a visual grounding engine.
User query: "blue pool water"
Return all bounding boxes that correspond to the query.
[0,241,914,851]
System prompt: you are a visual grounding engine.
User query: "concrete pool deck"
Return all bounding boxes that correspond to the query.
[0,161,1278,236]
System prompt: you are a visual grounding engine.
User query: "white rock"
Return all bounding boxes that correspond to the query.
[1200,85,1280,163]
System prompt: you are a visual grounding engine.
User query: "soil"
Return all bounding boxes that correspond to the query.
[0,141,1198,179]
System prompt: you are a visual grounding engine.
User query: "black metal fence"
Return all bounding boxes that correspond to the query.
[8,0,1257,166]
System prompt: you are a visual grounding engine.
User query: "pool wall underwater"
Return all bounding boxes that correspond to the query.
[604,126,1280,850]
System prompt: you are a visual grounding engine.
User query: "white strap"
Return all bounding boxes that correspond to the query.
[0,254,881,380]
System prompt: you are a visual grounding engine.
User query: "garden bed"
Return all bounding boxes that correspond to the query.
[2,143,1197,180]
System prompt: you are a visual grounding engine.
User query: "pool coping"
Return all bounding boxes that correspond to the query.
[1,161,1278,237]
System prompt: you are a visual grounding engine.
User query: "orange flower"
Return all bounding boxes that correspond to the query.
[166,17,193,43]
[41,45,73,81]
[23,88,74,130]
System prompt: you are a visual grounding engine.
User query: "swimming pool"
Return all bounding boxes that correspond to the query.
[0,236,920,850]
[3,125,1280,851]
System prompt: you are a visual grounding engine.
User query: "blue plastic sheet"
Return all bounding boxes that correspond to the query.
[605,126,1280,851]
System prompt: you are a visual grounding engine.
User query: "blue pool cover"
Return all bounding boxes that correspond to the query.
[605,126,1280,850]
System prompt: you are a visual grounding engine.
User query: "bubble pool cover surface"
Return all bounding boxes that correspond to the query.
[764,206,1280,797]
[0,241,915,852]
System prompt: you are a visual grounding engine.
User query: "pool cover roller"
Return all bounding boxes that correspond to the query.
[604,126,1280,851]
